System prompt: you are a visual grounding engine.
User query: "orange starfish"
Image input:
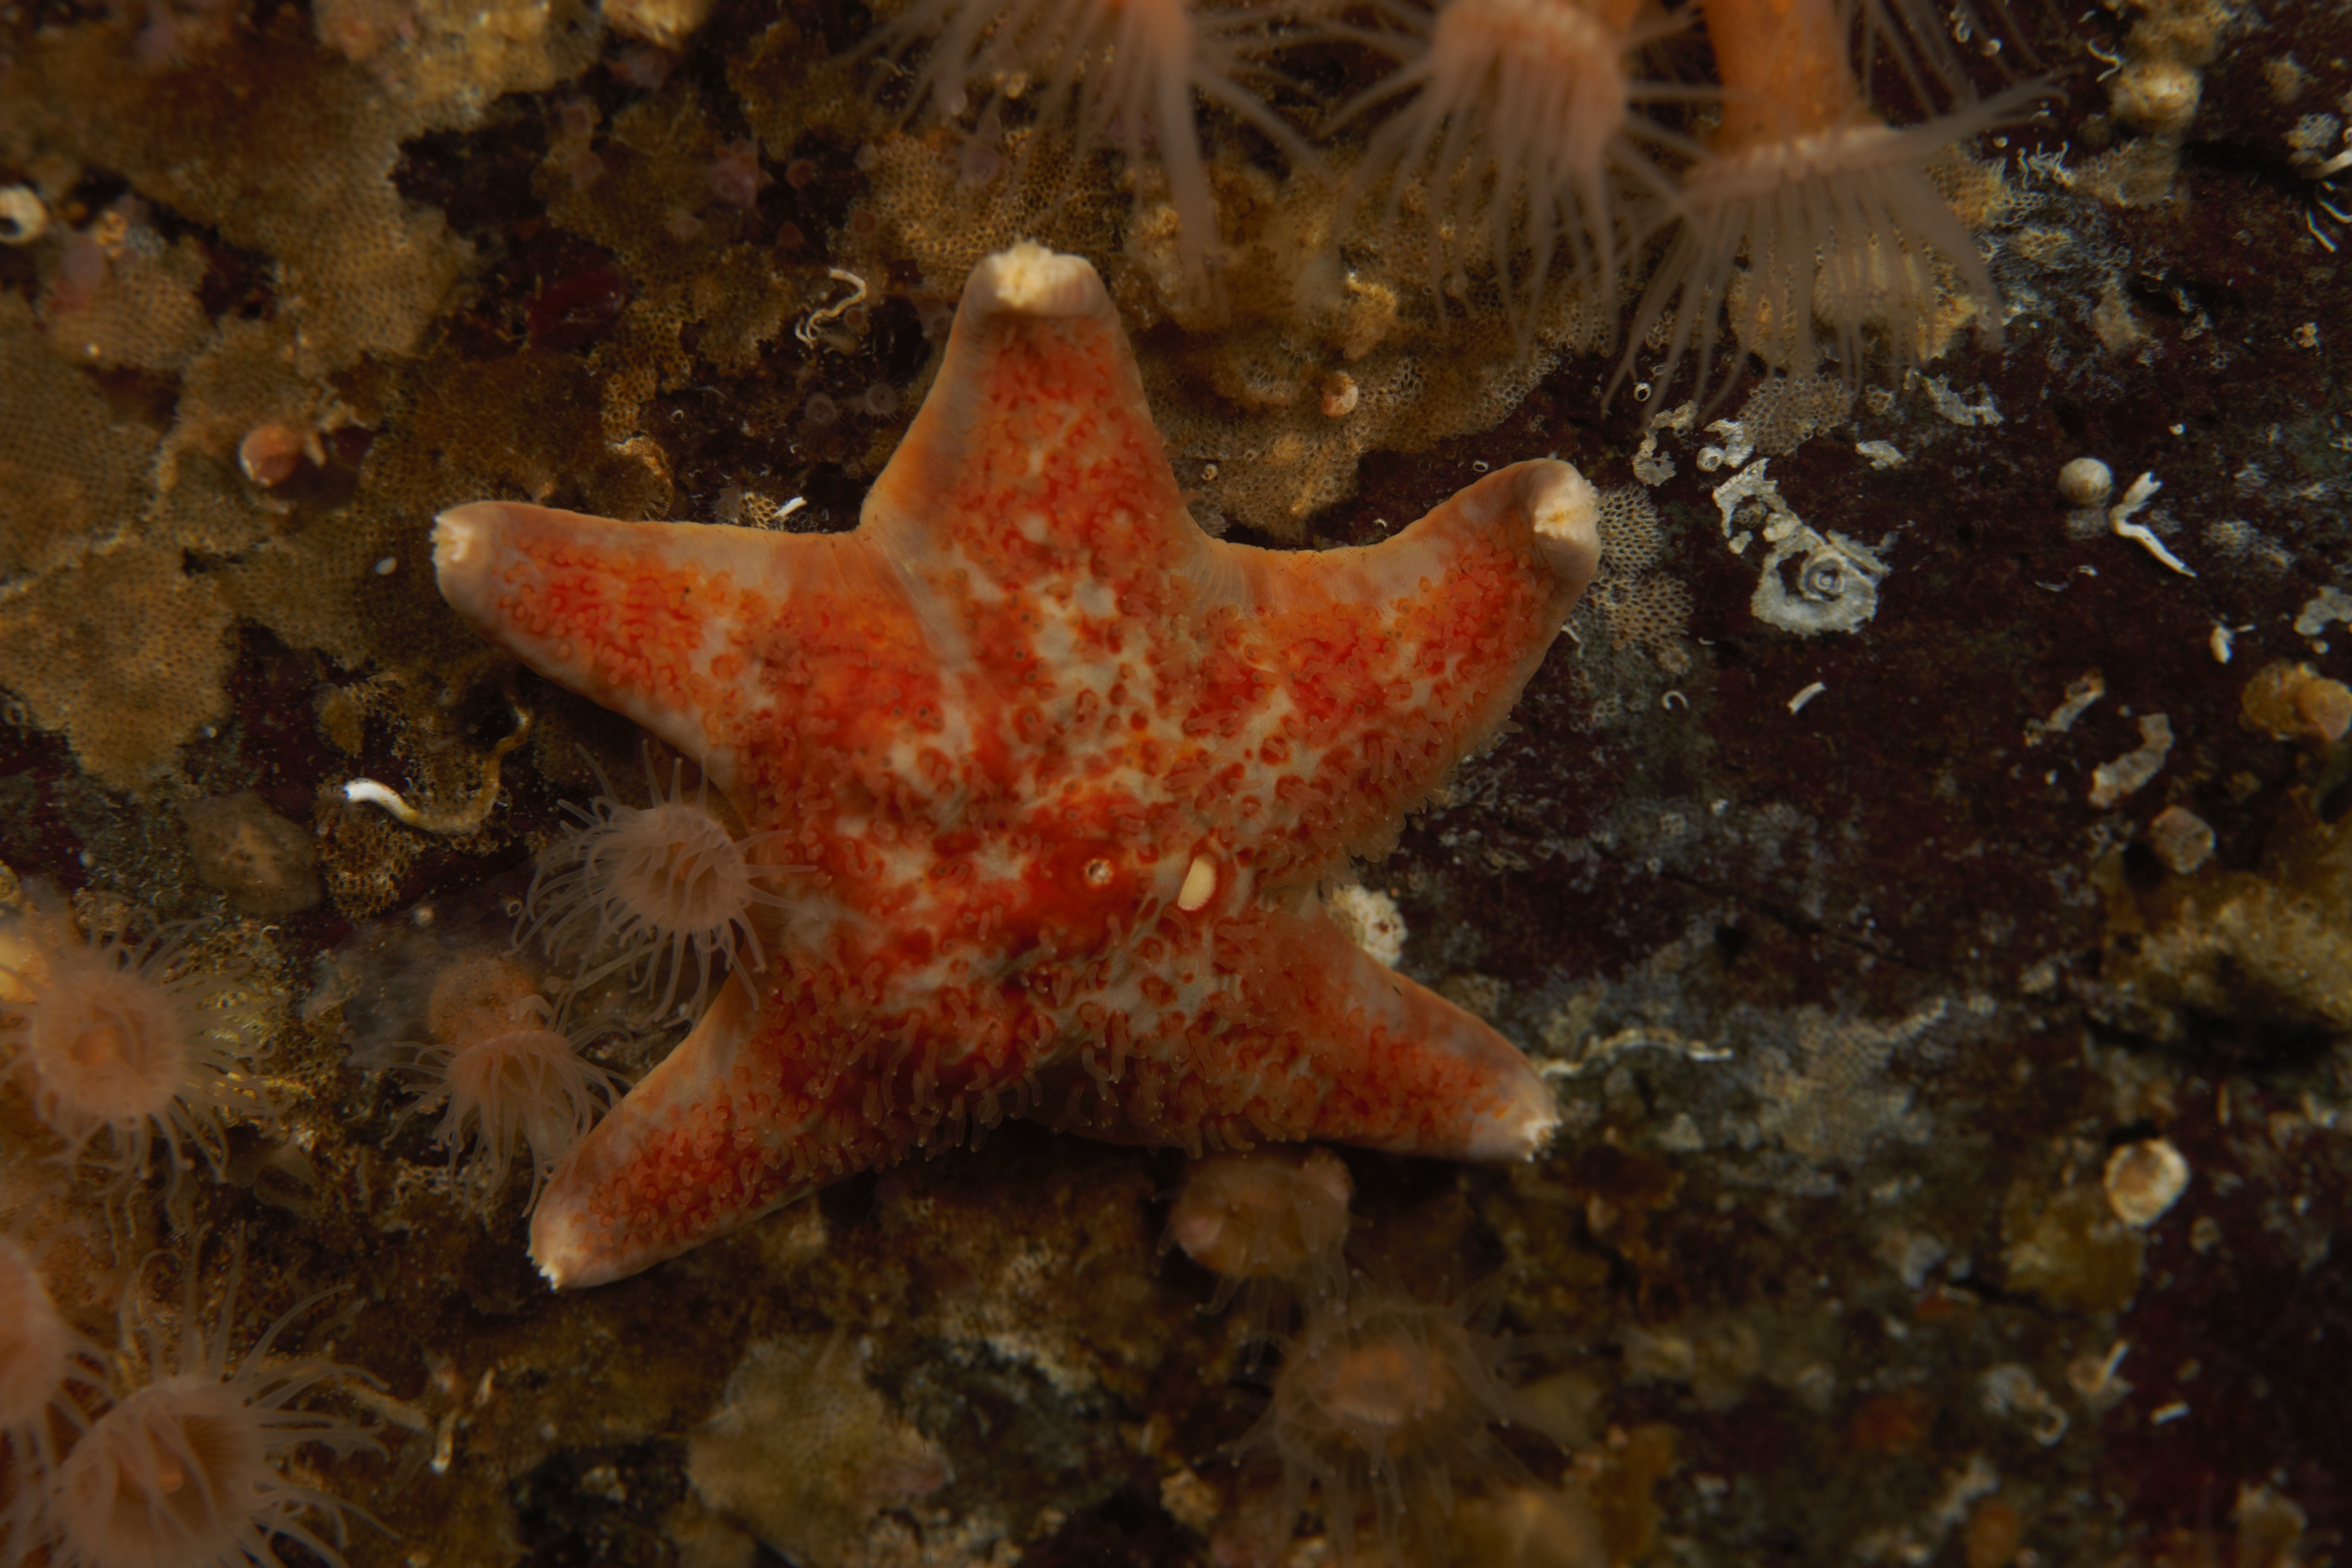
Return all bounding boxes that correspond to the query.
[434,244,1601,1288]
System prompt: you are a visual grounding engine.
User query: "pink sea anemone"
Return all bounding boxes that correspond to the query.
[1623,89,2043,403]
[523,752,801,1026]
[1617,0,2052,403]
[1237,1280,1571,1562]
[876,0,1314,301]
[356,954,627,1212]
[0,1235,108,1557]
[0,903,274,1193]
[1336,0,1690,336]
[42,1242,377,1568]
[1167,1145,1353,1317]
[709,137,771,209]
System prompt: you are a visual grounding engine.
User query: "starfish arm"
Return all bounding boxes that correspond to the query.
[1203,459,1603,876]
[859,243,1215,605]
[432,500,915,795]
[535,896,1555,1287]
[1078,898,1559,1160]
[530,974,817,1288]
[530,953,1067,1288]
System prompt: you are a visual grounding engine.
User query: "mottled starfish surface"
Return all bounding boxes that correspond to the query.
[434,244,1601,1288]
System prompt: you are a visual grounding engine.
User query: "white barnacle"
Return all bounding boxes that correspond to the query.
[0,186,47,245]
[2058,456,2113,507]
[1752,530,1889,637]
[2104,1137,2190,1226]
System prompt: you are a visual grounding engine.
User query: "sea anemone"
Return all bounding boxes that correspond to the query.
[708,137,771,209]
[1626,100,2038,402]
[356,954,628,1212]
[876,0,1314,301]
[42,1241,377,1568]
[0,903,274,1193]
[1335,0,1689,337]
[1238,1279,1571,1562]
[0,1234,108,1556]
[1622,0,2049,402]
[1166,1145,1353,1318]
[523,752,800,1027]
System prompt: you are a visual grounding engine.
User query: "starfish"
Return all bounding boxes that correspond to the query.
[433,244,1601,1288]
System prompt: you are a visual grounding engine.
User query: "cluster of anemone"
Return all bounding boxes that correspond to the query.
[1,1233,375,1568]
[343,941,628,1214]
[874,0,2052,395]
[0,895,276,1200]
[334,747,796,1222]
[0,893,377,1559]
[1168,1151,1575,1557]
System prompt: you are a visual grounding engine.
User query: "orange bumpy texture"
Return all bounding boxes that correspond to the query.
[436,245,1596,1287]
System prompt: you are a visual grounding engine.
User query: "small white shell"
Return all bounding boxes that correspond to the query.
[0,186,48,246]
[2147,805,2214,876]
[2104,1138,2190,1228]
[2058,456,2113,508]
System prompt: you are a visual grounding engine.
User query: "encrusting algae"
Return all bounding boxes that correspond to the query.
[3,0,2350,1560]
